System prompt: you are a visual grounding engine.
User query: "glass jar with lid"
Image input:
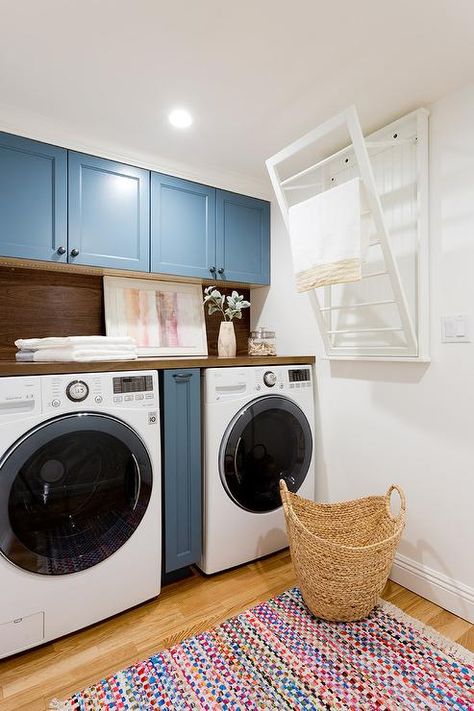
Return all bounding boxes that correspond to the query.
[248,327,276,356]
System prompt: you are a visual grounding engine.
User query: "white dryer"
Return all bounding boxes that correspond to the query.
[0,370,161,659]
[199,365,315,575]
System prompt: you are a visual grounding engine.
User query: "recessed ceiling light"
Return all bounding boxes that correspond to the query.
[168,108,193,129]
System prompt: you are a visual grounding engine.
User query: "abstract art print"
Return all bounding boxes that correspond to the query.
[103,277,208,356]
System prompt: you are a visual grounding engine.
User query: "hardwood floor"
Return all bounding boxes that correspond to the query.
[0,550,472,710]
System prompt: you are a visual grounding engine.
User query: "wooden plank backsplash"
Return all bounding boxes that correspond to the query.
[0,267,250,360]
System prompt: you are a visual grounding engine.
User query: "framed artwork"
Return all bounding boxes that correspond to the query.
[103,277,208,357]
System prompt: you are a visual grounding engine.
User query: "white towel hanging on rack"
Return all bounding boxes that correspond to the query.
[288,177,363,292]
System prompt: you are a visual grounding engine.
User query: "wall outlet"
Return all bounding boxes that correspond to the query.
[441,314,470,343]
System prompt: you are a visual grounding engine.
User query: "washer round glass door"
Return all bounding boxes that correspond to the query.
[220,395,313,513]
[0,413,153,575]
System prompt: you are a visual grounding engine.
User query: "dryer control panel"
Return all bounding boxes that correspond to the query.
[204,365,313,402]
[255,367,312,392]
[288,368,312,389]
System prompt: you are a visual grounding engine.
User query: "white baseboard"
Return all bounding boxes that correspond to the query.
[390,553,474,624]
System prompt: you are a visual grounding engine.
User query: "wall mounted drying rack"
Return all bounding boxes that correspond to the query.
[266,106,429,362]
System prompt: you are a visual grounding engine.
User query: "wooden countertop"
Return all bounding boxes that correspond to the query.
[0,355,315,377]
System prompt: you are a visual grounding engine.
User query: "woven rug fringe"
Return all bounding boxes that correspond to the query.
[49,698,68,710]
[380,599,474,665]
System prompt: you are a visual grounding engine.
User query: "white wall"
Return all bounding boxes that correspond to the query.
[252,80,474,622]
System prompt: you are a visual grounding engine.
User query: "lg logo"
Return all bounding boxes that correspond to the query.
[148,412,157,425]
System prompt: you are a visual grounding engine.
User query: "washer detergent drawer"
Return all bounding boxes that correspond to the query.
[0,611,44,657]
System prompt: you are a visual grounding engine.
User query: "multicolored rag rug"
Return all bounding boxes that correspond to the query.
[52,587,474,710]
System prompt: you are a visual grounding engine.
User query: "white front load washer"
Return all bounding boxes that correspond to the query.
[0,370,161,659]
[199,365,315,575]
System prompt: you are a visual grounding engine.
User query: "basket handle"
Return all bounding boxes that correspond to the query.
[385,484,406,521]
[279,479,290,515]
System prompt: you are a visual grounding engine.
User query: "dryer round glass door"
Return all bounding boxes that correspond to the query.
[219,395,313,513]
[0,413,153,575]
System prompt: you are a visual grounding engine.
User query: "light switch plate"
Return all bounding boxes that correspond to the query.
[441,314,470,343]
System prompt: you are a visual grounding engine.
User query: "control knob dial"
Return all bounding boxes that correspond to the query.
[66,380,89,402]
[263,371,277,387]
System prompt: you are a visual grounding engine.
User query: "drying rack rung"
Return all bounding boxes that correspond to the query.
[280,136,417,187]
[327,326,403,335]
[283,182,323,191]
[333,345,409,350]
[362,269,388,279]
[320,299,395,312]
[365,138,416,148]
[280,148,347,186]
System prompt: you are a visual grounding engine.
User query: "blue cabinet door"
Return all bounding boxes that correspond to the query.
[161,369,201,573]
[216,190,270,285]
[0,132,67,262]
[151,173,216,280]
[68,152,150,271]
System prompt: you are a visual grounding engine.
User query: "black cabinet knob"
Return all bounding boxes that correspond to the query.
[70,248,80,257]
[217,267,224,275]
[209,266,216,274]
[56,246,66,255]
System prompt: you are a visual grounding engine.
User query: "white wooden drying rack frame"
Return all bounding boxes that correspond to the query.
[266,106,430,362]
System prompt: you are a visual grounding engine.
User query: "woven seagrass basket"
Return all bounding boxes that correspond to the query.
[280,480,406,622]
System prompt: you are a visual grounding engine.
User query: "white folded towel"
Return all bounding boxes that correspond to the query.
[16,349,137,362]
[15,336,136,351]
[288,177,363,292]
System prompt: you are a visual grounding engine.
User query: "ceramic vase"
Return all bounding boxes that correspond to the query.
[218,321,236,357]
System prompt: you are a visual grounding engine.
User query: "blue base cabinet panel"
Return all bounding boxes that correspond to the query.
[68,152,150,271]
[151,173,216,280]
[0,132,67,262]
[216,190,270,285]
[161,369,201,573]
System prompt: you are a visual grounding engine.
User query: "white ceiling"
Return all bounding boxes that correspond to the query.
[1,0,474,189]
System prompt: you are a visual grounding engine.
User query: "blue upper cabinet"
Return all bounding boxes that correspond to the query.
[68,152,150,271]
[0,132,67,262]
[0,130,271,285]
[151,173,216,280]
[216,190,270,285]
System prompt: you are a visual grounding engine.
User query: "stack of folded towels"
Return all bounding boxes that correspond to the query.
[15,336,137,362]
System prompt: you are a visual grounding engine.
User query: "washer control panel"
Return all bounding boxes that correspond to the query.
[42,371,158,412]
